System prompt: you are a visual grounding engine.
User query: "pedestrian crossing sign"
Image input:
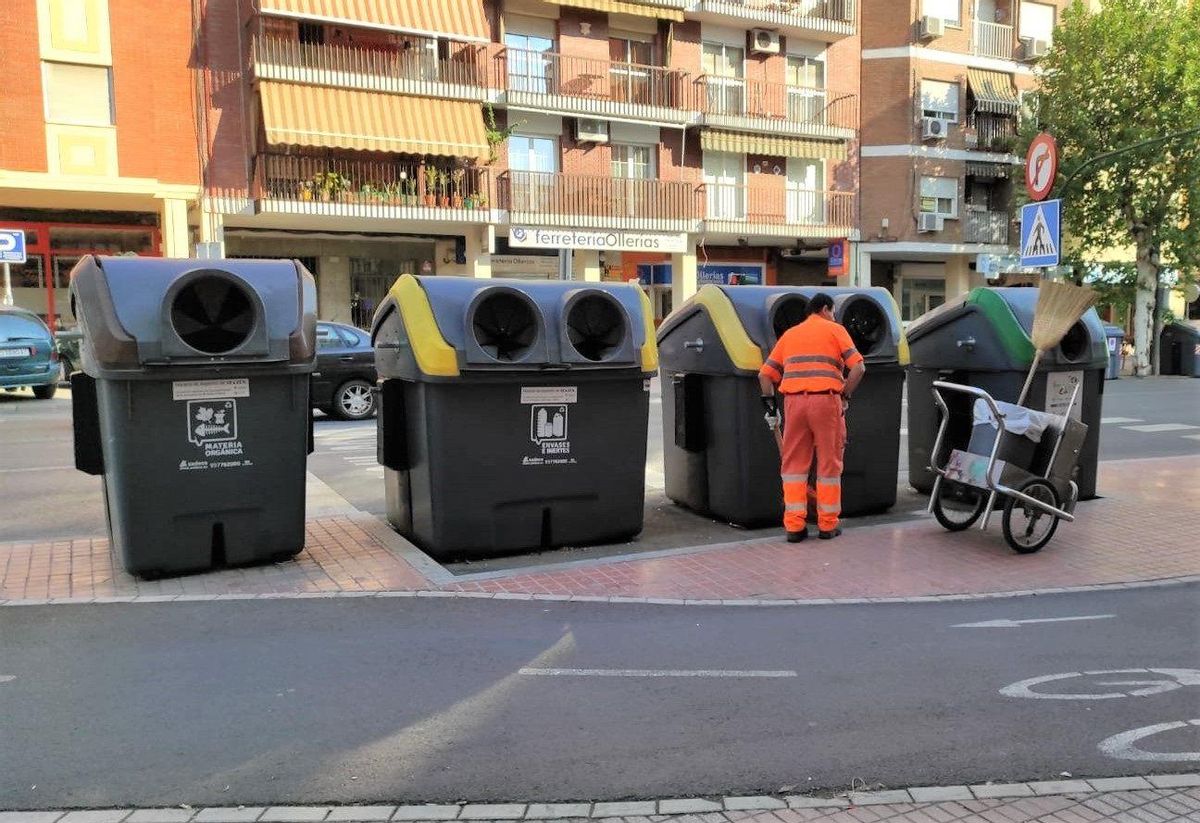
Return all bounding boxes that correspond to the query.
[1020,199,1061,268]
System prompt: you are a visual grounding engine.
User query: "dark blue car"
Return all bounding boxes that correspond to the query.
[0,307,58,400]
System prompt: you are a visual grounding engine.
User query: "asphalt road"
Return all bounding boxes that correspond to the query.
[3,376,1198,563]
[1,584,1197,809]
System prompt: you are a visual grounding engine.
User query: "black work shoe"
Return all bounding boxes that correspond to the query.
[818,527,843,540]
[786,529,809,543]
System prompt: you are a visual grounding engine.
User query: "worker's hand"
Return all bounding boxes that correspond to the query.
[760,394,778,417]
[841,397,850,414]
[764,411,782,431]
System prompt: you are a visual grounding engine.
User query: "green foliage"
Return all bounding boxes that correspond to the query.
[484,103,521,165]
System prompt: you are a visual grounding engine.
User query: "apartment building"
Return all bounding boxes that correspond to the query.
[196,0,862,326]
[0,0,201,328]
[858,0,1065,322]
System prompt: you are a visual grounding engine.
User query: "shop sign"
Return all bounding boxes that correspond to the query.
[698,264,763,286]
[509,226,687,254]
[492,254,560,279]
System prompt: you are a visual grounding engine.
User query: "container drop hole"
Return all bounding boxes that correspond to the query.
[841,298,887,357]
[171,275,255,354]
[566,294,625,361]
[472,292,538,361]
[770,295,809,340]
[1058,321,1088,362]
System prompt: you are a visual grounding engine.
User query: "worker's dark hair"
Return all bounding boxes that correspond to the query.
[807,293,835,317]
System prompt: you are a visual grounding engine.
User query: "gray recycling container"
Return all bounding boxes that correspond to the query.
[70,256,317,577]
[657,285,907,527]
[371,274,657,561]
[1160,322,1200,377]
[907,286,1108,499]
[1103,325,1124,380]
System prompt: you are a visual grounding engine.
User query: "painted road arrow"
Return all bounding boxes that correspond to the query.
[953,614,1115,628]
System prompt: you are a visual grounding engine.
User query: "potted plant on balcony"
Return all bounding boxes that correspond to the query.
[298,179,315,201]
[450,168,466,208]
[422,169,439,207]
[436,169,452,208]
[313,170,351,202]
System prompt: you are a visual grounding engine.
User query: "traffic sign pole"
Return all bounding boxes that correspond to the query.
[2,263,12,307]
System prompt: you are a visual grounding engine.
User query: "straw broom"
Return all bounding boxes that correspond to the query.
[1017,281,1099,406]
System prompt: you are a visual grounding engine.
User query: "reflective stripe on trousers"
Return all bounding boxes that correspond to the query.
[779,393,847,532]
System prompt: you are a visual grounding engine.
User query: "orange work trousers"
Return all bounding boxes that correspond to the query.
[780,392,846,533]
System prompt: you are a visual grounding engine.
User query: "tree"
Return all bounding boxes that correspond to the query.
[1020,0,1200,375]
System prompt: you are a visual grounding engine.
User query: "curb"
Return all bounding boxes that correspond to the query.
[3,774,1199,822]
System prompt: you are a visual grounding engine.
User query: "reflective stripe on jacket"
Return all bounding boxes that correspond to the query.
[759,315,865,394]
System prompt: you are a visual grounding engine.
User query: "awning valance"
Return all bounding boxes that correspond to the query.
[259,82,489,162]
[966,160,1011,179]
[699,130,847,161]
[967,68,1019,115]
[257,0,490,42]
[544,0,683,22]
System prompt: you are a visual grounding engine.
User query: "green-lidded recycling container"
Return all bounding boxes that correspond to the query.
[371,274,657,561]
[70,256,317,577]
[1160,322,1200,377]
[907,286,1108,499]
[656,285,908,528]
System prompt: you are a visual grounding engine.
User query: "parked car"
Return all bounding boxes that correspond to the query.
[0,307,59,399]
[312,321,377,420]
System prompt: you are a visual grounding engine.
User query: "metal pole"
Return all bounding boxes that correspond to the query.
[2,263,12,306]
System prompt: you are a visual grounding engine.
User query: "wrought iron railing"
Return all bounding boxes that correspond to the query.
[964,209,1011,244]
[500,47,693,110]
[498,171,700,224]
[703,184,855,227]
[697,78,857,129]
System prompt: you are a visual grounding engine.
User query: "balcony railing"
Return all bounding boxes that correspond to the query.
[254,153,491,217]
[971,113,1018,151]
[698,79,857,132]
[252,33,491,97]
[964,209,1011,244]
[972,20,1014,60]
[699,0,856,34]
[498,171,700,229]
[500,48,694,116]
[703,184,854,229]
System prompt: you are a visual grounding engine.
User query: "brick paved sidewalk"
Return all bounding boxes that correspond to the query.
[1,456,1197,605]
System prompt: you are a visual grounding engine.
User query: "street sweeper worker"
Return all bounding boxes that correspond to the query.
[757,293,866,543]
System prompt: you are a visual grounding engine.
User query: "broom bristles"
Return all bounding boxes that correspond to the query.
[1030,281,1098,352]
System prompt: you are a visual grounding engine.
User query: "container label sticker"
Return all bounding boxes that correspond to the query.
[178,399,252,470]
[173,378,250,401]
[520,386,577,405]
[522,403,577,467]
[644,379,652,391]
[1045,370,1083,422]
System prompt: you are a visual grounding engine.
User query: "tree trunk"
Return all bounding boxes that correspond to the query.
[1131,235,1159,377]
[1151,281,1166,376]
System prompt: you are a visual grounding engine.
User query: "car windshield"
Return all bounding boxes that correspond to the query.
[0,314,49,340]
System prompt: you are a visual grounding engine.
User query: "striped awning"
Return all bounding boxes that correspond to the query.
[966,161,1010,179]
[967,68,1019,115]
[545,0,683,22]
[699,130,847,161]
[257,0,490,42]
[259,82,489,161]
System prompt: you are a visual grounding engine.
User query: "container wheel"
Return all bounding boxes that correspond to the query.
[1002,479,1061,554]
[931,480,988,531]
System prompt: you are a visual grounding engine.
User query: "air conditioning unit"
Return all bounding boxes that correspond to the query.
[1022,37,1049,60]
[921,116,950,141]
[575,118,609,143]
[750,29,781,54]
[918,213,945,233]
[918,15,945,40]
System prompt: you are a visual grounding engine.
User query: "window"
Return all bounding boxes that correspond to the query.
[609,37,654,104]
[922,0,961,26]
[298,23,324,45]
[920,176,959,218]
[316,324,342,350]
[1019,1,1056,43]
[787,55,826,123]
[703,151,745,220]
[505,31,554,93]
[786,54,824,89]
[611,144,654,179]
[901,278,947,322]
[702,42,745,116]
[42,62,113,126]
[508,135,559,173]
[920,79,959,121]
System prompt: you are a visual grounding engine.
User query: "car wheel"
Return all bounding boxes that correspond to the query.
[33,383,57,400]
[332,379,375,420]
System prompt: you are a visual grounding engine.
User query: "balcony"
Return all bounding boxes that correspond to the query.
[251,32,491,101]
[969,113,1018,152]
[500,48,694,125]
[972,20,1015,60]
[702,184,854,237]
[964,209,1012,245]
[253,153,492,222]
[498,171,700,232]
[698,79,856,138]
[696,0,856,40]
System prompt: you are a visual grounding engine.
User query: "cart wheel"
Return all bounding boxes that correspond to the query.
[1002,479,1061,554]
[932,480,988,532]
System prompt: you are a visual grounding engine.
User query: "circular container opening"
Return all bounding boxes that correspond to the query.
[565,293,626,362]
[170,275,255,355]
[770,295,809,340]
[1058,321,1089,363]
[840,297,887,357]
[471,291,539,362]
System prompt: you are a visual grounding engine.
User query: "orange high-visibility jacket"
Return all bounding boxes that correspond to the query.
[759,315,865,394]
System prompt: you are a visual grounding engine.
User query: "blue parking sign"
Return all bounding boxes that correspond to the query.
[0,229,26,264]
[1020,199,1060,268]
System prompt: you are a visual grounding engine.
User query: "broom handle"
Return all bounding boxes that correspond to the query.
[1017,349,1044,406]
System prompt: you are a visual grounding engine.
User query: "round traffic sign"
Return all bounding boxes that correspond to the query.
[1025,133,1058,201]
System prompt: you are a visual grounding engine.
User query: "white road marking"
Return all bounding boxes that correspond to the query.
[1183,434,1200,441]
[1000,669,1200,700]
[329,445,374,452]
[1099,719,1200,762]
[954,614,1115,629]
[0,466,74,474]
[1122,423,1200,433]
[1101,416,1144,424]
[0,676,15,684]
[519,668,797,678]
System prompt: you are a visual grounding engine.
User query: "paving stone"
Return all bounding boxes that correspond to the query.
[591,803,657,818]
[1086,777,1154,792]
[60,813,132,823]
[193,809,267,822]
[260,809,331,822]
[848,790,912,806]
[656,800,723,815]
[1147,774,1200,788]
[0,813,66,823]
[908,787,974,803]
[1027,780,1094,795]
[458,806,526,820]
[128,811,196,822]
[721,797,786,812]
[325,808,397,821]
[391,807,461,821]
[783,796,850,809]
[969,784,1035,799]
[526,806,591,819]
